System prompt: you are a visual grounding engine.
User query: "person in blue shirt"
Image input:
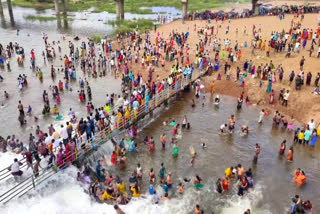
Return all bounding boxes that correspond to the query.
[148,183,154,195]
[129,141,135,152]
[214,61,220,71]
[163,182,168,193]
[133,99,139,110]
[304,129,312,145]
[290,198,297,214]
[88,116,95,134]
[119,138,125,149]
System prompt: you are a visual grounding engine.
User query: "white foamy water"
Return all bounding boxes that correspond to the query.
[221,185,273,214]
[0,152,23,170]
[0,160,272,214]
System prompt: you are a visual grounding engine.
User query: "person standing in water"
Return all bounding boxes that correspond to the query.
[158,163,166,184]
[258,109,264,123]
[254,144,260,164]
[228,115,236,133]
[287,146,294,161]
[216,178,223,194]
[279,140,286,155]
[194,204,201,214]
[160,133,166,149]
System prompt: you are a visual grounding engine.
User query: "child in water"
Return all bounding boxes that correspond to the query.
[26,105,32,115]
[190,152,197,166]
[178,183,184,194]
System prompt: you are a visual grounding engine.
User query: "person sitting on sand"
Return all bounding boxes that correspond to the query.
[312,87,320,95]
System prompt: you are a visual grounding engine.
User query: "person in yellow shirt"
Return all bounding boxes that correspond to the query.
[125,108,130,120]
[101,190,115,200]
[51,104,58,115]
[317,124,320,136]
[261,41,266,50]
[130,184,141,198]
[134,109,138,120]
[117,180,127,196]
[225,166,234,179]
[298,130,304,144]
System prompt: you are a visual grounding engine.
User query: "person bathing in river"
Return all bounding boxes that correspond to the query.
[254,144,260,163]
[172,124,179,138]
[158,163,166,184]
[136,163,143,178]
[190,152,197,166]
[258,109,265,123]
[287,146,294,161]
[178,182,184,194]
[279,140,286,155]
[182,115,187,128]
[220,124,227,134]
[167,172,173,188]
[193,174,203,188]
[294,170,306,186]
[149,168,156,183]
[160,133,166,149]
[228,115,236,133]
[214,95,220,105]
[216,178,223,194]
[241,125,249,135]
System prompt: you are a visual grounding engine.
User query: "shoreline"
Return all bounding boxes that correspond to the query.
[9,0,249,14]
[136,1,320,125]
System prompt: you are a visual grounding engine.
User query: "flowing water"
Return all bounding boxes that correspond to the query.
[1,93,320,214]
[1,4,320,214]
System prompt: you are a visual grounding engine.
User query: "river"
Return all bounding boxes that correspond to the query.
[0,4,320,214]
[1,93,320,213]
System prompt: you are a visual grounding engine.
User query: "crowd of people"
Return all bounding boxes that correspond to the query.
[1,3,320,214]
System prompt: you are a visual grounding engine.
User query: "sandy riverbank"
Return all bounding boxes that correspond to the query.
[123,1,320,124]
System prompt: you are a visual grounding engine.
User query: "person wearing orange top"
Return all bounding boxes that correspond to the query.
[237,50,242,60]
[210,81,215,95]
[222,177,229,191]
[287,146,294,161]
[48,139,53,154]
[111,151,117,165]
[295,171,306,185]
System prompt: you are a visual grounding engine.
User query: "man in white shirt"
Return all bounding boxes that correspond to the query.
[60,125,69,144]
[124,99,129,108]
[282,90,289,107]
[116,95,124,107]
[44,133,52,145]
[68,108,75,119]
[106,94,111,105]
[284,33,289,43]
[312,33,317,45]
[308,119,315,130]
[132,90,138,97]
[220,124,227,133]
[11,158,23,176]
